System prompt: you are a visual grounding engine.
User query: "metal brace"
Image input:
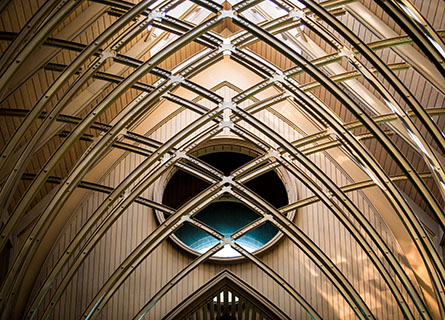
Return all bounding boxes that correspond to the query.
[220,176,233,186]
[175,150,188,159]
[220,38,234,56]
[339,46,355,59]
[219,120,234,130]
[219,100,236,111]
[148,10,165,22]
[100,50,116,60]
[179,214,191,224]
[270,73,286,83]
[168,75,184,86]
[159,153,172,165]
[289,9,305,20]
[118,128,128,139]
[267,148,280,160]
[220,9,235,19]
[282,153,292,162]
[221,185,233,194]
[326,126,337,139]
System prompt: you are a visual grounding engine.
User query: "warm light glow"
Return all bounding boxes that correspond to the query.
[199,242,257,258]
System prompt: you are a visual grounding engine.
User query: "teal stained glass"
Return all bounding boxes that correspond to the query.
[164,151,287,258]
[174,198,278,257]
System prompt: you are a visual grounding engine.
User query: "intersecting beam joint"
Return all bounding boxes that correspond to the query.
[221,176,233,186]
[220,38,234,56]
[148,10,165,21]
[267,148,280,159]
[219,100,236,111]
[270,72,286,83]
[159,153,173,165]
[339,46,355,59]
[289,9,305,20]
[219,120,234,129]
[282,152,292,161]
[168,74,184,86]
[220,9,235,19]
[100,50,116,60]
[175,149,188,159]
[221,185,233,194]
[179,214,191,224]
[326,126,338,139]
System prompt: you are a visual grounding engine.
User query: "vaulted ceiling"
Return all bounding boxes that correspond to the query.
[0,0,444,319]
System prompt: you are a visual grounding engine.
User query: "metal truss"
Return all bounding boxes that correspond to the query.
[1,6,442,189]
[0,0,226,266]
[18,87,359,320]
[132,242,226,320]
[375,0,445,78]
[0,0,184,241]
[215,13,445,316]
[228,183,375,319]
[224,3,445,229]
[10,24,228,314]
[27,125,423,320]
[0,0,444,319]
[0,10,225,319]
[0,0,60,77]
[73,137,375,320]
[74,142,368,319]
[227,58,444,316]
[135,91,439,317]
[7,99,222,320]
[132,0,445,234]
[0,0,83,99]
[131,212,322,320]
[166,19,440,312]
[80,182,226,320]
[28,127,224,320]
[292,0,445,206]
[13,147,435,237]
[296,0,445,154]
[201,15,444,317]
[228,118,427,319]
[27,99,424,320]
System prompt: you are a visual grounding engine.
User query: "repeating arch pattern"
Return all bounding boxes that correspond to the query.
[0,0,444,319]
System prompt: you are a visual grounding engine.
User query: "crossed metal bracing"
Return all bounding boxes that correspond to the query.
[0,0,444,319]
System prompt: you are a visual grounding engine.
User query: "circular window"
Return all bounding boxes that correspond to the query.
[156,144,293,261]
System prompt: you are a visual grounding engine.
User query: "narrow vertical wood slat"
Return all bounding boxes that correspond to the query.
[216,293,222,318]
[203,302,208,320]
[238,296,243,320]
[210,297,215,320]
[224,287,229,315]
[231,291,236,317]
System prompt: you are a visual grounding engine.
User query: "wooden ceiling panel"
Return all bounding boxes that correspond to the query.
[0,0,441,216]
[0,1,444,317]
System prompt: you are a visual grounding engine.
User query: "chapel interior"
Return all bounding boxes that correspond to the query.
[0,0,444,319]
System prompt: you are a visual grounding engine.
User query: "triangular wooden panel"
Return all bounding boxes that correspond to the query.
[163,270,291,320]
